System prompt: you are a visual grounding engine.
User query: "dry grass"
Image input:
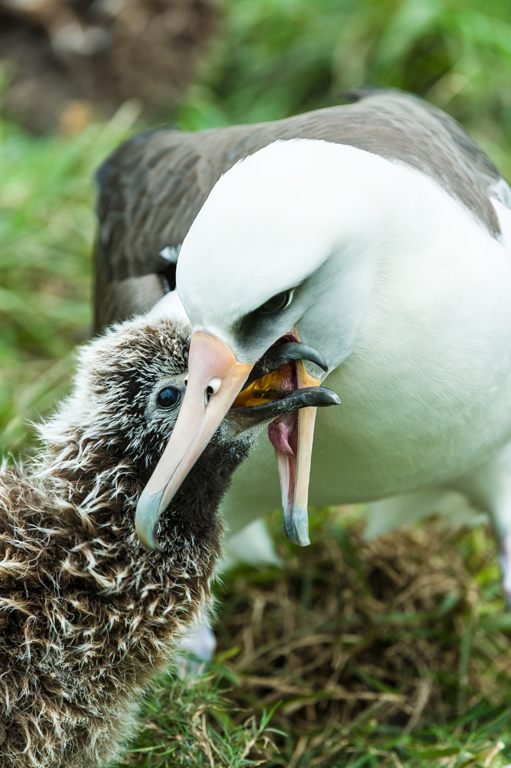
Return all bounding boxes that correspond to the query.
[124,511,511,767]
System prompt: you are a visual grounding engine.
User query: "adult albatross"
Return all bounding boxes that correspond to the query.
[94,88,511,594]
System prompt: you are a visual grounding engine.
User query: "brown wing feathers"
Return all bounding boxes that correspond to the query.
[94,89,505,332]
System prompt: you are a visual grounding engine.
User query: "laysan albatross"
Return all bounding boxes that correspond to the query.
[94,88,511,596]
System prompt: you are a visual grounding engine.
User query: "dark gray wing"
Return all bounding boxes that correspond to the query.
[333,88,505,232]
[94,88,507,331]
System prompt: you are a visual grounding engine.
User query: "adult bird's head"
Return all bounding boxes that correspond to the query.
[136,139,381,549]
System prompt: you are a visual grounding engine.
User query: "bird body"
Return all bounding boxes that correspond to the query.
[0,315,248,767]
[177,138,511,537]
[94,89,511,594]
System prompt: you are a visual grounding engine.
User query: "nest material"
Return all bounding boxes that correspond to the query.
[212,514,511,761]
[119,514,511,766]
[0,0,217,133]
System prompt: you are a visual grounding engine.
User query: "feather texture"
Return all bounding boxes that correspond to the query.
[0,315,250,767]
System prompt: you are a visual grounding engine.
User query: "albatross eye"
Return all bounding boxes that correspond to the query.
[156,386,181,410]
[260,290,291,314]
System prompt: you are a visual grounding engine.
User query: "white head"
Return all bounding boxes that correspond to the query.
[138,139,384,547]
[177,139,380,368]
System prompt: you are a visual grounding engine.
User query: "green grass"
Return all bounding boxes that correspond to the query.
[116,671,279,767]
[3,0,511,764]
[0,100,139,456]
[177,0,511,179]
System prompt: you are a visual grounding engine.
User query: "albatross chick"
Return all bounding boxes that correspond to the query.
[0,312,337,767]
[0,320,243,763]
[0,316,223,767]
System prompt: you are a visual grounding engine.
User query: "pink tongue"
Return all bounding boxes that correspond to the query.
[268,412,297,456]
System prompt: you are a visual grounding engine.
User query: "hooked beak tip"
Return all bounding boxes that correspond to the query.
[135,488,165,552]
[284,506,311,547]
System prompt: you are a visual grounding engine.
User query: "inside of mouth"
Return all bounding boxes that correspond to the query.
[231,334,298,409]
[231,335,300,455]
[268,410,298,456]
[231,361,296,407]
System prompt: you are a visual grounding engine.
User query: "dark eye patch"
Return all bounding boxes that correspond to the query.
[156,386,181,410]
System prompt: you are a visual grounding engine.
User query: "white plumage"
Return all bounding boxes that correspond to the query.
[153,137,511,597]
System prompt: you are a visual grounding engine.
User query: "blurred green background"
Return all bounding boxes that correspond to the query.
[2,1,511,766]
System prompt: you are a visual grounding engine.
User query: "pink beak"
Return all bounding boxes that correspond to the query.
[135,330,330,551]
[135,331,253,550]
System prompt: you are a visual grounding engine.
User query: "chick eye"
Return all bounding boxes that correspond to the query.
[156,386,181,410]
[260,290,291,314]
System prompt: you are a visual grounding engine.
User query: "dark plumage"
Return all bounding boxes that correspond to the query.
[0,315,249,767]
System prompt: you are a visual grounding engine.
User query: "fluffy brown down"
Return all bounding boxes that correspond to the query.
[0,315,250,767]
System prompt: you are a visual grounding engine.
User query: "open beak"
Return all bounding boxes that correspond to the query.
[135,330,339,551]
[271,365,323,547]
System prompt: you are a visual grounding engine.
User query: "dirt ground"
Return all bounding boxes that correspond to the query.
[0,0,217,133]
